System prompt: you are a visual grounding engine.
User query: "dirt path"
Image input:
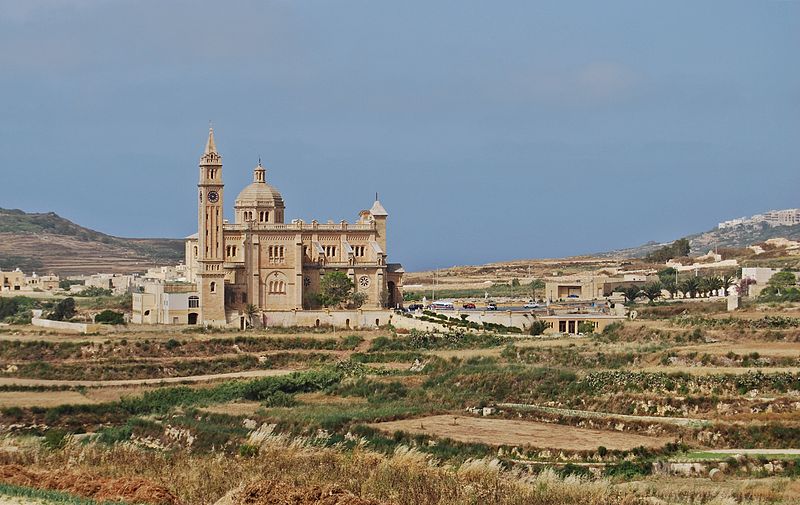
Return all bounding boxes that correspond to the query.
[0,368,295,387]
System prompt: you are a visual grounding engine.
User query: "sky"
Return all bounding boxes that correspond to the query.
[1,0,798,271]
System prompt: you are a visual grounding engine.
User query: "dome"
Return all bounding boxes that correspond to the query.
[235,181,284,208]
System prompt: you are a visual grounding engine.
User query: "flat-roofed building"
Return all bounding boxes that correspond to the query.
[0,269,25,292]
[132,281,199,325]
[539,313,626,335]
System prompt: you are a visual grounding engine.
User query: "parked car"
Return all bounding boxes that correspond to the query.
[523,302,540,309]
[487,302,498,311]
[462,302,476,309]
[407,303,424,311]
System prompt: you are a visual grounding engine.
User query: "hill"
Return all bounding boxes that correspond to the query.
[0,208,184,275]
[599,222,800,259]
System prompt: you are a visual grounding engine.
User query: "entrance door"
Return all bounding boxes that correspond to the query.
[388,281,396,308]
[188,313,198,325]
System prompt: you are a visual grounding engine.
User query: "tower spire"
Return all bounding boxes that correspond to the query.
[204,126,217,155]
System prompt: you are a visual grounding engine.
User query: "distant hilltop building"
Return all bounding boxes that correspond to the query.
[133,128,404,327]
[718,209,800,230]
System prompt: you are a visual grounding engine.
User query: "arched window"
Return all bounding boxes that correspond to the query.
[210,282,216,293]
[193,246,198,256]
[189,296,199,308]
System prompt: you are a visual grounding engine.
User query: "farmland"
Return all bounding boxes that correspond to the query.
[0,294,799,504]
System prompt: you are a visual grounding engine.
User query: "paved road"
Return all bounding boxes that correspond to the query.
[0,368,295,388]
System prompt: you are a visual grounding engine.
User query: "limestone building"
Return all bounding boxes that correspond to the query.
[182,128,403,327]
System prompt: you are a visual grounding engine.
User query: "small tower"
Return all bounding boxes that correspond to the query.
[370,195,389,253]
[197,127,227,326]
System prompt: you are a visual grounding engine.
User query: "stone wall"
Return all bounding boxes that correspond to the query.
[31,318,102,334]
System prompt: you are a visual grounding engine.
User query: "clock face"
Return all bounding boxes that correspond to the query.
[207,191,219,203]
[359,276,371,288]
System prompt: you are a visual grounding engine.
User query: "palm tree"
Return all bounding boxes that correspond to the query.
[721,274,736,296]
[661,277,678,299]
[244,304,258,329]
[679,277,700,299]
[641,281,663,303]
[623,285,642,304]
[707,276,724,297]
[697,277,712,298]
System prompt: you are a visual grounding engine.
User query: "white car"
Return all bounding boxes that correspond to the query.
[523,302,541,309]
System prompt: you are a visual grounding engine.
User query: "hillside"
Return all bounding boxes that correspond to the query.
[599,222,800,259]
[0,208,184,275]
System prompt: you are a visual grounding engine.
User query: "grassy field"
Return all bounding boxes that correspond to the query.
[2,297,800,504]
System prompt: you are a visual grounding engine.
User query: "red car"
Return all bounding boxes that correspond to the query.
[462,302,476,309]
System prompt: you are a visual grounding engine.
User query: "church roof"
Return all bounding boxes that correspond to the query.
[235,181,284,207]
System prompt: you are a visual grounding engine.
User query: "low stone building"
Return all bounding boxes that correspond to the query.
[0,269,26,292]
[540,313,626,335]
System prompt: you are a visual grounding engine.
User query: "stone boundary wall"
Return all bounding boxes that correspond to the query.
[31,318,102,334]
[257,310,393,330]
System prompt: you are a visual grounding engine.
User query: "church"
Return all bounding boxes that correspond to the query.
[182,128,404,327]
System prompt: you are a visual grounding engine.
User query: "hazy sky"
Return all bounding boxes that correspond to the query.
[1,1,798,271]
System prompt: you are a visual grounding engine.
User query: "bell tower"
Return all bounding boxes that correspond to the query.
[197,127,227,326]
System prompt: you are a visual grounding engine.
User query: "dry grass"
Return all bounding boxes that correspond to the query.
[0,392,96,409]
[0,441,645,505]
[368,414,673,451]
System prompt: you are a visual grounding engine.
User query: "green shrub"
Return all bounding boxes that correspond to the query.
[94,310,124,325]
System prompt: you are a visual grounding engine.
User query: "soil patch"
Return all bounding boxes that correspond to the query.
[0,464,180,505]
[370,414,673,451]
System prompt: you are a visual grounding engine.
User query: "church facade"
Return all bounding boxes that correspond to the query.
[184,128,404,327]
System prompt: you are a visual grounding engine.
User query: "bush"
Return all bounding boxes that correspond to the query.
[48,298,75,321]
[43,429,69,450]
[528,320,547,336]
[94,310,124,325]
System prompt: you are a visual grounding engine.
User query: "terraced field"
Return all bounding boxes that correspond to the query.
[1,299,800,504]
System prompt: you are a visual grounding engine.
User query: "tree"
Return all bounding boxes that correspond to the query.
[721,274,736,296]
[0,298,20,321]
[49,297,75,321]
[679,277,700,299]
[529,279,545,300]
[661,277,678,299]
[349,291,368,309]
[529,320,547,336]
[511,278,521,287]
[318,271,354,308]
[622,285,642,304]
[657,267,677,284]
[767,271,797,292]
[697,277,712,298]
[646,239,691,263]
[641,282,663,303]
[244,304,258,328]
[707,276,724,297]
